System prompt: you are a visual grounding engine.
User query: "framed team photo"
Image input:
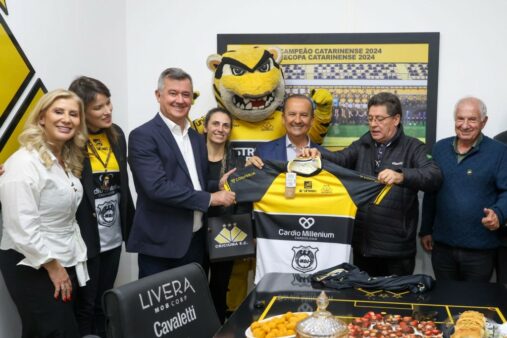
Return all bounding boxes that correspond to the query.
[217,33,439,150]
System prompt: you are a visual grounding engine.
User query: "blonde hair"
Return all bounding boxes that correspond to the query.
[18,89,88,177]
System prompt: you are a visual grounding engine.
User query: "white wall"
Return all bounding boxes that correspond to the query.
[125,0,507,139]
[1,2,129,336]
[4,0,129,130]
[1,0,507,336]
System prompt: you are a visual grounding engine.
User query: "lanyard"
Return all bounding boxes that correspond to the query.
[88,140,112,172]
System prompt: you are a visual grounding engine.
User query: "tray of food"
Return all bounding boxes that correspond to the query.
[347,311,443,338]
[245,312,310,338]
[442,310,499,338]
[245,310,504,338]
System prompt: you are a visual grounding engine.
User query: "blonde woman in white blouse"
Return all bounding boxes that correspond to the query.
[0,89,89,337]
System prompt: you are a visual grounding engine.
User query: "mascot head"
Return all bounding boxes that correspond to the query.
[207,46,285,123]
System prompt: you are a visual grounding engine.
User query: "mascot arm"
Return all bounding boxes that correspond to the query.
[191,115,206,134]
[309,89,333,145]
[189,90,206,134]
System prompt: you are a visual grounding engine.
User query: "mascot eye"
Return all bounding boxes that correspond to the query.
[231,65,246,76]
[257,60,272,73]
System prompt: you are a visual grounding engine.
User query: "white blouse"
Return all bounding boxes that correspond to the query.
[0,147,89,286]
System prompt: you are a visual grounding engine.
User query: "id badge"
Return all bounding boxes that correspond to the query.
[285,172,297,199]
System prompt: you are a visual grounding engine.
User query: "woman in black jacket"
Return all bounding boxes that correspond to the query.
[204,107,246,323]
[69,76,135,336]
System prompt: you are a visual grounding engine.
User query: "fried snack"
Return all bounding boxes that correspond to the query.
[451,311,485,338]
[249,312,309,338]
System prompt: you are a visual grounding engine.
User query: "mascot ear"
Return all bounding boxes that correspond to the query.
[192,91,200,105]
[266,46,283,64]
[207,54,223,71]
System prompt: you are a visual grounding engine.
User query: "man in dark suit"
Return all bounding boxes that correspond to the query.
[252,94,324,162]
[494,130,507,284]
[127,68,235,278]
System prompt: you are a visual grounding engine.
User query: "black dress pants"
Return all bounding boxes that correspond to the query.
[353,251,415,277]
[497,245,507,284]
[0,249,80,338]
[76,245,121,337]
[138,226,207,279]
[209,260,234,323]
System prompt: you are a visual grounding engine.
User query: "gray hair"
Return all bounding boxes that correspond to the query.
[454,96,487,120]
[157,67,193,91]
[283,94,315,117]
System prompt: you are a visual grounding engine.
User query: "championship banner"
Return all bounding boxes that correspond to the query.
[207,213,255,262]
[218,33,439,151]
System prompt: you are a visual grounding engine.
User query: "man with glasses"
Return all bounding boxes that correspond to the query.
[420,97,507,282]
[320,92,442,276]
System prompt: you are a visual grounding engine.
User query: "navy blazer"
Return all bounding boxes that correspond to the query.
[127,114,211,259]
[254,135,323,161]
[76,124,135,259]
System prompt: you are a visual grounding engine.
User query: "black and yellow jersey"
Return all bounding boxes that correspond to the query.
[225,160,391,283]
[228,111,286,159]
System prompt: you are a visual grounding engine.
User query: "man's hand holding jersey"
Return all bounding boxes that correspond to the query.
[246,149,321,170]
[300,148,403,185]
[213,168,237,206]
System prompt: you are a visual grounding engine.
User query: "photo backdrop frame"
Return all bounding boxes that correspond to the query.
[217,33,439,150]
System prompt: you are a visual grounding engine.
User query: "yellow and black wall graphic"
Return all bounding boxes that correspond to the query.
[0,1,47,162]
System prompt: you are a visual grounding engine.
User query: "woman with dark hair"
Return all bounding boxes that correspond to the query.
[204,107,247,323]
[69,76,135,336]
[0,89,89,337]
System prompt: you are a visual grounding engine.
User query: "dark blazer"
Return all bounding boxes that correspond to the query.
[254,135,323,161]
[127,114,211,259]
[76,124,135,259]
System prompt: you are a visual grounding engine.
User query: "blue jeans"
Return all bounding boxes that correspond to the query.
[431,242,495,282]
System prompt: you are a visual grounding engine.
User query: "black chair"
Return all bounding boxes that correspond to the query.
[103,263,220,338]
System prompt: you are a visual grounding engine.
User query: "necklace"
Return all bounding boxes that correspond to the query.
[88,139,112,172]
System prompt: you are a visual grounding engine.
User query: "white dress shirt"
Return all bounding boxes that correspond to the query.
[0,148,89,286]
[159,112,206,232]
[285,135,311,161]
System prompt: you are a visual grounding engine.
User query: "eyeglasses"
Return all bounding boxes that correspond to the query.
[367,115,394,124]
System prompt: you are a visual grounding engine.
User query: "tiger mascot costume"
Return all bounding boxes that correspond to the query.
[192,45,333,315]
[193,45,333,159]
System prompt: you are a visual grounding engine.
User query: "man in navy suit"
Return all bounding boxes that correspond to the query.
[127,68,235,278]
[252,94,323,162]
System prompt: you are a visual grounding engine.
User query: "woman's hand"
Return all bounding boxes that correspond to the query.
[43,259,72,302]
[246,156,264,169]
[219,168,237,191]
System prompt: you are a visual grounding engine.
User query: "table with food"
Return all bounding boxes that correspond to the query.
[213,273,507,338]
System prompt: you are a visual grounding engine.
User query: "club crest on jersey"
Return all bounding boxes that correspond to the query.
[292,246,318,273]
[97,200,118,227]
